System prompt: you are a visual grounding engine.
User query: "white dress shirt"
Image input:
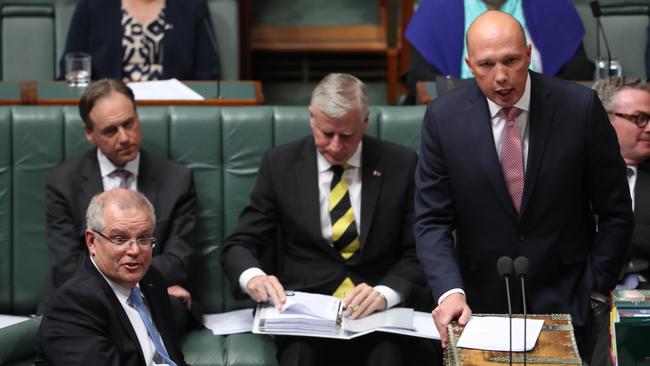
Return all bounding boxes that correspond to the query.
[97,149,140,191]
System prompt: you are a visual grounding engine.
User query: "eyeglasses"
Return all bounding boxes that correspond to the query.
[611,112,650,128]
[92,229,156,248]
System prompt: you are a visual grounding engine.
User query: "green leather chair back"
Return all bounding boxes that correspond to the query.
[0,105,426,315]
[1,5,55,80]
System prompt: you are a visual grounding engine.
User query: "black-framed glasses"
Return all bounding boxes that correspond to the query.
[611,112,650,128]
[92,229,156,248]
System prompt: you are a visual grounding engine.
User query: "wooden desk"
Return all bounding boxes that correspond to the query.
[3,80,264,105]
[444,314,582,366]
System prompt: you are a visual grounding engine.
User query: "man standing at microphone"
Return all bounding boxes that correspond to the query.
[414,11,633,363]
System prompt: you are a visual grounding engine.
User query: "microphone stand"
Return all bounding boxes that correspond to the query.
[497,256,514,366]
[505,275,513,366]
[520,275,527,366]
[514,256,530,366]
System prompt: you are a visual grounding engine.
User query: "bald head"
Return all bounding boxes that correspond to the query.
[466,11,527,56]
[464,10,531,107]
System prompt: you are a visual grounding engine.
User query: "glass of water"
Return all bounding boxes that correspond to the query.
[64,53,91,88]
[594,57,623,80]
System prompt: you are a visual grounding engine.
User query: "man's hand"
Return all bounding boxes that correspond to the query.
[246,275,286,310]
[432,293,472,348]
[167,285,192,310]
[343,283,387,319]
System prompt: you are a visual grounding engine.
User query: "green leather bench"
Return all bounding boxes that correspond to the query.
[0,105,426,365]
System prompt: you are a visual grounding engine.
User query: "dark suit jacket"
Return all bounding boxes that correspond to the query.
[59,0,219,80]
[630,162,650,261]
[38,256,186,366]
[222,136,429,308]
[41,148,197,310]
[414,71,634,327]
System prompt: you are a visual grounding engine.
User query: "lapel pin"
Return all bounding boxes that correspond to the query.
[164,23,174,31]
[373,169,381,177]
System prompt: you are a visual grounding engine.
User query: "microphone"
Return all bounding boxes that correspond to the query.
[514,256,530,366]
[196,2,222,99]
[497,256,514,366]
[590,1,613,78]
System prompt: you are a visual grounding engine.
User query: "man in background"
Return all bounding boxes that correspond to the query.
[592,75,650,364]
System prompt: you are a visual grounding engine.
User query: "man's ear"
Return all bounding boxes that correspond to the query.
[83,124,96,145]
[85,229,97,256]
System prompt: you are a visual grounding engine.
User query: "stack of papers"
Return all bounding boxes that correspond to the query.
[259,292,340,335]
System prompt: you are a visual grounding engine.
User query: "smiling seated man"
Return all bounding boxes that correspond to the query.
[39,79,199,333]
[38,189,187,365]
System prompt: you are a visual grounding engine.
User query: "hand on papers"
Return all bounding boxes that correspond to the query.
[343,283,387,320]
[246,275,286,310]
[167,284,192,309]
[433,293,472,348]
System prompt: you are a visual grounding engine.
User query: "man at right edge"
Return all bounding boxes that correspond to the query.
[413,10,633,362]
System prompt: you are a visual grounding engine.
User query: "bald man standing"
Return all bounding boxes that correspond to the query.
[414,11,633,361]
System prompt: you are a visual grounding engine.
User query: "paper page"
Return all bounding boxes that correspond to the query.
[0,314,30,329]
[127,78,204,100]
[280,291,340,320]
[345,308,414,333]
[456,316,544,351]
[374,311,441,340]
[203,309,254,335]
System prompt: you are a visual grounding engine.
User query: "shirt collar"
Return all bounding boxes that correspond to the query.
[316,141,363,173]
[97,149,140,178]
[487,73,532,119]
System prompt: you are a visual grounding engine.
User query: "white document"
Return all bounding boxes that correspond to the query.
[345,308,414,333]
[203,309,254,335]
[252,291,439,340]
[0,314,30,329]
[127,78,204,100]
[456,316,544,351]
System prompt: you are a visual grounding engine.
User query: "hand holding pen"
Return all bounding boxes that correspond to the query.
[342,283,387,320]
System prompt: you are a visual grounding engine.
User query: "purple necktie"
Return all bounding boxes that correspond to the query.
[112,169,131,189]
[500,107,524,214]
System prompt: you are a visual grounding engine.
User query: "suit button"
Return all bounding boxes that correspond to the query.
[519,234,524,241]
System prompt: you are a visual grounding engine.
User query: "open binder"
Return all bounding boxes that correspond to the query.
[252,291,440,340]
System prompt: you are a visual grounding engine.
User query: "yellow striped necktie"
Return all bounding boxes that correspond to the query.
[329,164,360,298]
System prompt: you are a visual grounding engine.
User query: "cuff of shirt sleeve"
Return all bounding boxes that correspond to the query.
[438,288,465,305]
[239,267,266,293]
[374,285,401,309]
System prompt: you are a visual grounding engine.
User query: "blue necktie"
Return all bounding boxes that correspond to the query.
[129,287,177,366]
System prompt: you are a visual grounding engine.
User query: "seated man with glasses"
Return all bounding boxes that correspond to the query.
[591,76,650,364]
[39,188,187,365]
[39,79,199,332]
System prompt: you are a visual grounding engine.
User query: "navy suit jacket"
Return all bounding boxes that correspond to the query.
[414,71,633,326]
[222,136,430,309]
[60,0,219,80]
[39,257,186,366]
[41,148,197,311]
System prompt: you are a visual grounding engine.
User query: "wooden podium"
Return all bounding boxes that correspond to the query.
[444,314,582,366]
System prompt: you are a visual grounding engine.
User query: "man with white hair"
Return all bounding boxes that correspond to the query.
[222,73,433,366]
[39,189,186,365]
